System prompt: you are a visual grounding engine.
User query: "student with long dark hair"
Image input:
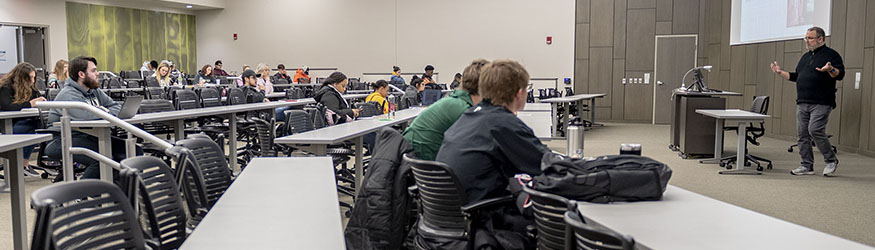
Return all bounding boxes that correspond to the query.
[314,72,359,124]
[0,62,46,176]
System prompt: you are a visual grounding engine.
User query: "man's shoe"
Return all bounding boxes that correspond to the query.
[23,165,40,177]
[823,162,838,177]
[790,166,814,175]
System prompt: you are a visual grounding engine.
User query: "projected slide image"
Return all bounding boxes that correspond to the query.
[787,0,815,27]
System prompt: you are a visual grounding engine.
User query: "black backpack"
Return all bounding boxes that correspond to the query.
[533,153,672,203]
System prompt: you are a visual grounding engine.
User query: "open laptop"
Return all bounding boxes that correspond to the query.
[117,95,143,119]
[421,89,442,106]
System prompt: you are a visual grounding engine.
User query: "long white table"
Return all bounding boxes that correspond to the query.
[695,109,769,175]
[576,185,874,250]
[275,107,425,194]
[519,103,553,140]
[0,134,53,250]
[179,157,344,250]
[540,93,606,137]
[0,109,40,192]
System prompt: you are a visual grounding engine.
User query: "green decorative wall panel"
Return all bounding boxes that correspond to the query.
[66,2,196,73]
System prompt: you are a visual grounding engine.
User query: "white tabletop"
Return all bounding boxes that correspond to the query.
[674,90,743,96]
[539,93,607,103]
[265,92,285,98]
[522,103,552,111]
[0,109,40,120]
[64,101,311,127]
[179,157,344,250]
[275,107,424,145]
[576,186,873,250]
[695,109,770,120]
[0,134,52,153]
[273,83,322,87]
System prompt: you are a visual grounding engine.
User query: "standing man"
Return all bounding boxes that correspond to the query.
[770,26,844,176]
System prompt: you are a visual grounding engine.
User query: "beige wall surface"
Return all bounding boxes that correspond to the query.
[195,0,575,82]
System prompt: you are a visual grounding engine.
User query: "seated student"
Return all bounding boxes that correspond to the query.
[48,59,68,88]
[197,64,216,85]
[0,62,47,176]
[255,63,274,94]
[273,64,293,82]
[213,60,229,76]
[436,59,548,204]
[365,80,391,114]
[240,69,269,103]
[45,56,142,179]
[294,66,311,83]
[237,65,251,87]
[450,73,462,90]
[151,61,174,87]
[141,60,158,72]
[403,59,487,160]
[314,72,359,124]
[389,66,406,90]
[403,77,425,107]
[167,61,183,84]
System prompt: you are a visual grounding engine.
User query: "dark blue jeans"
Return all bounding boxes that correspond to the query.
[45,133,143,179]
[12,118,38,159]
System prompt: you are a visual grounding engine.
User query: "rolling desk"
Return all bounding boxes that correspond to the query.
[0,109,40,193]
[539,93,606,137]
[670,90,741,158]
[696,109,769,175]
[179,157,344,250]
[0,134,53,250]
[576,185,874,250]
[275,107,424,194]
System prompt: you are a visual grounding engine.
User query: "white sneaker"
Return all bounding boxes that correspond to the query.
[790,166,814,175]
[23,165,40,177]
[823,162,838,176]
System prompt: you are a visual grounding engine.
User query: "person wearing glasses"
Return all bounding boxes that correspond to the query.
[213,60,229,76]
[769,26,844,177]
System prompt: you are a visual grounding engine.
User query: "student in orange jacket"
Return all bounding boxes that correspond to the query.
[294,66,311,83]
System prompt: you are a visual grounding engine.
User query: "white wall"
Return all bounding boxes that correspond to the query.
[196,0,575,83]
[0,0,68,66]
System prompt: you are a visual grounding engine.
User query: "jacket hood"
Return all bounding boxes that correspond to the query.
[314,85,332,102]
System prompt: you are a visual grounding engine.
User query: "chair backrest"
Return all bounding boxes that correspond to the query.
[119,156,187,250]
[199,87,223,108]
[355,101,382,117]
[121,70,142,80]
[565,87,574,96]
[139,99,175,114]
[311,104,329,129]
[108,77,126,89]
[285,110,315,134]
[750,96,769,115]
[30,180,146,250]
[174,137,232,218]
[227,87,246,105]
[145,76,161,87]
[298,77,311,84]
[175,89,201,110]
[524,186,572,250]
[35,77,47,91]
[251,118,277,157]
[564,209,635,250]
[275,78,289,85]
[315,77,326,84]
[403,154,469,235]
[46,88,61,101]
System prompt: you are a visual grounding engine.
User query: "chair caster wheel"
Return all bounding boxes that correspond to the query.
[788,148,793,152]
[719,162,725,167]
[767,163,773,170]
[40,172,49,179]
[726,164,733,170]
[757,166,764,171]
[744,162,751,167]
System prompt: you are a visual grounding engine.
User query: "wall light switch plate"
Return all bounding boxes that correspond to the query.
[855,72,861,90]
[644,73,650,84]
[622,78,627,84]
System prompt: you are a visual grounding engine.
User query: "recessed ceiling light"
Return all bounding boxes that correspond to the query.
[185,5,193,8]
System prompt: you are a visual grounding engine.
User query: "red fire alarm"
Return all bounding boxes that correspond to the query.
[233,33,238,40]
[546,36,552,45]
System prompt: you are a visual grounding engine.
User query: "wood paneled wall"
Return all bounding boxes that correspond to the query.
[576,0,875,156]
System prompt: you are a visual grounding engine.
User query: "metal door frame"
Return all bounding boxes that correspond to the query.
[653,34,698,124]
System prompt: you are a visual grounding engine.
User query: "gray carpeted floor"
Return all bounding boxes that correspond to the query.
[1,122,873,249]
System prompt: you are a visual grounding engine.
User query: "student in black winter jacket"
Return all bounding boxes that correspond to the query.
[314,72,360,124]
[0,62,46,176]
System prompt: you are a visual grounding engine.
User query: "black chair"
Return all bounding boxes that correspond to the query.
[199,87,223,108]
[30,180,146,250]
[121,70,142,80]
[524,186,573,250]
[45,88,61,101]
[174,137,233,228]
[35,78,47,91]
[144,76,164,99]
[174,89,201,110]
[119,156,187,250]
[226,87,246,105]
[403,154,514,249]
[354,101,382,118]
[720,96,773,171]
[564,208,635,250]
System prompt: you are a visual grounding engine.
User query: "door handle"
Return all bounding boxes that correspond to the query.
[657,80,664,85]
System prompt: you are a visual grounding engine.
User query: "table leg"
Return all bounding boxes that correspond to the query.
[354,137,363,196]
[719,121,760,175]
[699,118,724,164]
[125,133,136,159]
[551,103,559,138]
[96,128,114,181]
[228,115,238,173]
[3,149,28,250]
[563,102,569,138]
[0,119,11,193]
[174,119,185,142]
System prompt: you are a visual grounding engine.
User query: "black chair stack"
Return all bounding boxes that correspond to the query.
[563,207,636,250]
[175,137,233,228]
[524,186,573,250]
[119,156,188,249]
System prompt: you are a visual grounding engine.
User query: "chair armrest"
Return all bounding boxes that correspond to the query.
[461,195,514,214]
